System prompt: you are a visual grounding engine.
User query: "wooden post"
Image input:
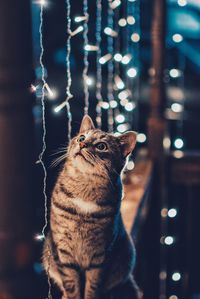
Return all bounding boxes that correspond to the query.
[0,1,36,298]
[148,0,166,160]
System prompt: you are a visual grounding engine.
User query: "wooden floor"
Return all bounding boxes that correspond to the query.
[121,149,152,235]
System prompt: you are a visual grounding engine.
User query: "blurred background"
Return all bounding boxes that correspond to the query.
[0,0,200,298]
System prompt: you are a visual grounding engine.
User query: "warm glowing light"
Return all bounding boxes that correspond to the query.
[127,16,135,25]
[117,124,128,133]
[161,208,168,218]
[85,45,99,51]
[110,100,118,108]
[34,234,44,241]
[30,84,38,92]
[101,102,109,109]
[169,296,178,299]
[125,102,135,111]
[172,34,183,43]
[159,271,167,280]
[39,0,47,6]
[172,272,181,281]
[104,27,118,37]
[110,0,121,9]
[44,83,54,97]
[74,16,88,22]
[173,150,184,159]
[168,208,177,218]
[126,160,135,170]
[127,67,137,78]
[99,53,112,64]
[47,88,58,100]
[169,68,181,78]
[70,26,84,36]
[54,102,66,113]
[163,137,171,149]
[115,114,125,123]
[131,33,140,42]
[114,53,122,62]
[171,103,183,113]
[137,133,146,143]
[118,89,131,100]
[114,75,125,89]
[177,0,187,6]
[174,138,184,149]
[118,18,127,27]
[121,54,132,65]
[164,236,174,245]
[86,76,94,86]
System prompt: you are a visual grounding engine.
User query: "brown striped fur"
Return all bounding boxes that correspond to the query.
[43,115,138,299]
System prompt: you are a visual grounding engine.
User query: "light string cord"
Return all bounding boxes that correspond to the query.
[107,0,115,132]
[65,0,73,140]
[177,51,186,138]
[39,4,52,299]
[83,0,89,115]
[39,2,48,240]
[96,0,103,128]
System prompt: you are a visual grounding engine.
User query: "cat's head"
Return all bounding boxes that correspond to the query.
[67,115,137,174]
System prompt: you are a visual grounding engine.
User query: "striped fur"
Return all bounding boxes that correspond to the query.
[43,115,138,299]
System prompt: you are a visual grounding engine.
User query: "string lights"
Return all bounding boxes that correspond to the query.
[82,0,89,115]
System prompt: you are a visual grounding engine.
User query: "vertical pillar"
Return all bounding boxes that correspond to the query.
[0,1,36,298]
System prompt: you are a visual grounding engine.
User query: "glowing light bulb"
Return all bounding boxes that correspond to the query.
[169,69,181,78]
[70,26,84,37]
[117,124,128,133]
[161,208,168,218]
[114,75,125,90]
[115,114,125,123]
[118,89,131,100]
[127,16,135,25]
[163,137,171,149]
[85,45,99,51]
[125,102,135,111]
[54,102,66,113]
[172,34,183,43]
[104,27,118,37]
[34,233,44,241]
[131,33,140,42]
[114,53,122,62]
[39,0,47,6]
[118,18,127,27]
[99,54,112,64]
[173,150,184,159]
[109,0,121,9]
[74,16,88,22]
[172,272,181,281]
[177,0,187,6]
[174,138,184,149]
[137,133,146,143]
[86,76,94,86]
[44,83,54,97]
[169,296,178,299]
[164,236,174,245]
[121,54,132,65]
[168,208,177,218]
[110,100,118,108]
[30,84,38,92]
[126,160,135,170]
[127,67,137,78]
[171,103,183,113]
[120,98,129,106]
[101,102,109,109]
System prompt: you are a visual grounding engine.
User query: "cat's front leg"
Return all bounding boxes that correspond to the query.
[61,267,81,299]
[84,268,104,299]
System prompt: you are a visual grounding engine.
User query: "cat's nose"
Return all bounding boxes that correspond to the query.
[79,142,87,149]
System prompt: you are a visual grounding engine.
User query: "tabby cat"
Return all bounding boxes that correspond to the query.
[43,115,139,299]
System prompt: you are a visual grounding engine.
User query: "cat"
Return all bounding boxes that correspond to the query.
[43,115,139,299]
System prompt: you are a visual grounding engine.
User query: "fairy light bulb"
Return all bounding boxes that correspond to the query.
[117,124,128,133]
[171,103,183,113]
[104,27,118,37]
[86,76,94,86]
[126,160,135,170]
[109,0,121,10]
[121,54,132,65]
[164,236,174,245]
[125,102,135,111]
[137,133,146,143]
[101,102,109,109]
[99,53,112,64]
[168,208,177,218]
[118,18,127,27]
[70,26,84,36]
[177,0,187,6]
[114,75,125,89]
[114,53,122,62]
[34,233,45,241]
[174,138,184,149]
[169,69,181,78]
[110,100,118,108]
[127,16,135,25]
[172,272,181,281]
[85,44,99,51]
[74,16,88,22]
[115,114,125,123]
[118,89,131,100]
[120,98,129,106]
[127,67,137,78]
[39,0,47,6]
[131,33,140,43]
[172,34,183,43]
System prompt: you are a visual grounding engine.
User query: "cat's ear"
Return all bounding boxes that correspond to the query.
[117,131,137,157]
[79,115,95,133]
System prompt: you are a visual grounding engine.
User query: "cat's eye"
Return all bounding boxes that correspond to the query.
[96,142,108,151]
[78,135,85,142]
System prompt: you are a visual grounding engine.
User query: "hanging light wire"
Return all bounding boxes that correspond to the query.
[83,0,90,115]
[96,0,103,128]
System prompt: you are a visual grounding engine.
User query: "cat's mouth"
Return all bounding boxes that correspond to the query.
[75,151,94,166]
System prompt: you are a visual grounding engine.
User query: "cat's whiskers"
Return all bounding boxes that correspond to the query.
[51,152,68,168]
